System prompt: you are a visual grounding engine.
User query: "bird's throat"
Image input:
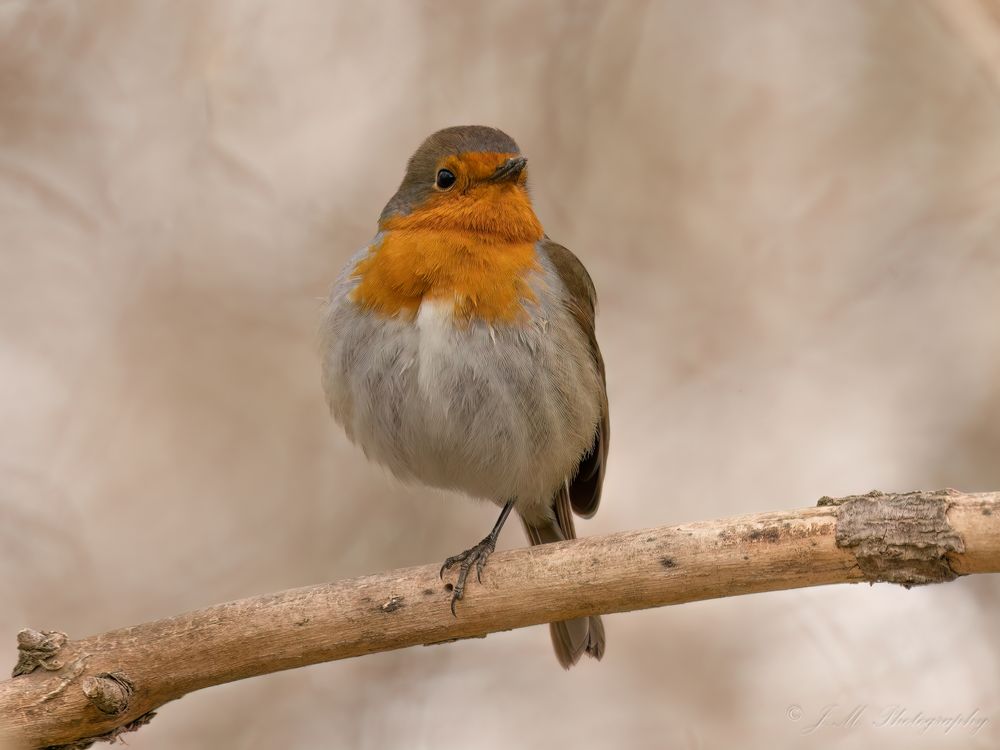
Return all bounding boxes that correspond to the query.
[351,197,543,323]
[350,232,540,323]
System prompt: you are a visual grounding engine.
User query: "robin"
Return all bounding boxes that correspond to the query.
[321,125,608,668]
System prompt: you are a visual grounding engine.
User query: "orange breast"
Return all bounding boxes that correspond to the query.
[350,176,544,324]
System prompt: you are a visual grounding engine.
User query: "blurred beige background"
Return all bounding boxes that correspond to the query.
[2,1,1000,748]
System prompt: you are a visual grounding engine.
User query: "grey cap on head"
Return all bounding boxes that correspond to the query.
[380,125,522,223]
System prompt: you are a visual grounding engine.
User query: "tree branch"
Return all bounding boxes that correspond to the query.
[2,489,998,748]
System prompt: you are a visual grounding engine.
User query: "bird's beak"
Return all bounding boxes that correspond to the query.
[489,156,527,183]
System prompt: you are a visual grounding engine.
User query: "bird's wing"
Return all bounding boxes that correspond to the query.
[541,239,609,518]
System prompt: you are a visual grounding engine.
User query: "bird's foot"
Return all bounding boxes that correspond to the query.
[440,535,497,615]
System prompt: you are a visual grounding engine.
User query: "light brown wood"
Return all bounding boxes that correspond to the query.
[2,490,998,749]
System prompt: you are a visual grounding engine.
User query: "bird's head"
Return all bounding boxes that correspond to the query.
[378,125,543,244]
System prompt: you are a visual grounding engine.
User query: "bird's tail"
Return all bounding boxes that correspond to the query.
[521,484,605,669]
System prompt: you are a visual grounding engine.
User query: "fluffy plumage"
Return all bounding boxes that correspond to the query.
[321,126,608,667]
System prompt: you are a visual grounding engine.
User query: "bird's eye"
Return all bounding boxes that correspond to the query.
[435,169,456,190]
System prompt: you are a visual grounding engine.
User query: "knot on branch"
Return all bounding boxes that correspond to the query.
[82,672,134,715]
[828,490,965,586]
[12,629,67,677]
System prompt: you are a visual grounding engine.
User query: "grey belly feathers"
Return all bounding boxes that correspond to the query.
[321,243,602,525]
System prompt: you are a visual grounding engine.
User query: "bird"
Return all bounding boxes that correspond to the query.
[320,125,608,668]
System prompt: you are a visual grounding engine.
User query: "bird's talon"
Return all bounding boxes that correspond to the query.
[440,535,497,614]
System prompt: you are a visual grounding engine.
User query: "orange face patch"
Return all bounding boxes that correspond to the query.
[351,152,544,323]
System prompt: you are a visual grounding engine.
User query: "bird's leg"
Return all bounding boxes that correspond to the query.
[440,499,515,615]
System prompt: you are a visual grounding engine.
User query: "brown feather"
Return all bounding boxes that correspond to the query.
[521,483,605,668]
[541,239,609,518]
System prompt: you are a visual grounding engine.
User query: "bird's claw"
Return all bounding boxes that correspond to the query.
[439,536,497,616]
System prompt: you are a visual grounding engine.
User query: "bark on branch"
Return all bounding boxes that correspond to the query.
[2,489,998,749]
